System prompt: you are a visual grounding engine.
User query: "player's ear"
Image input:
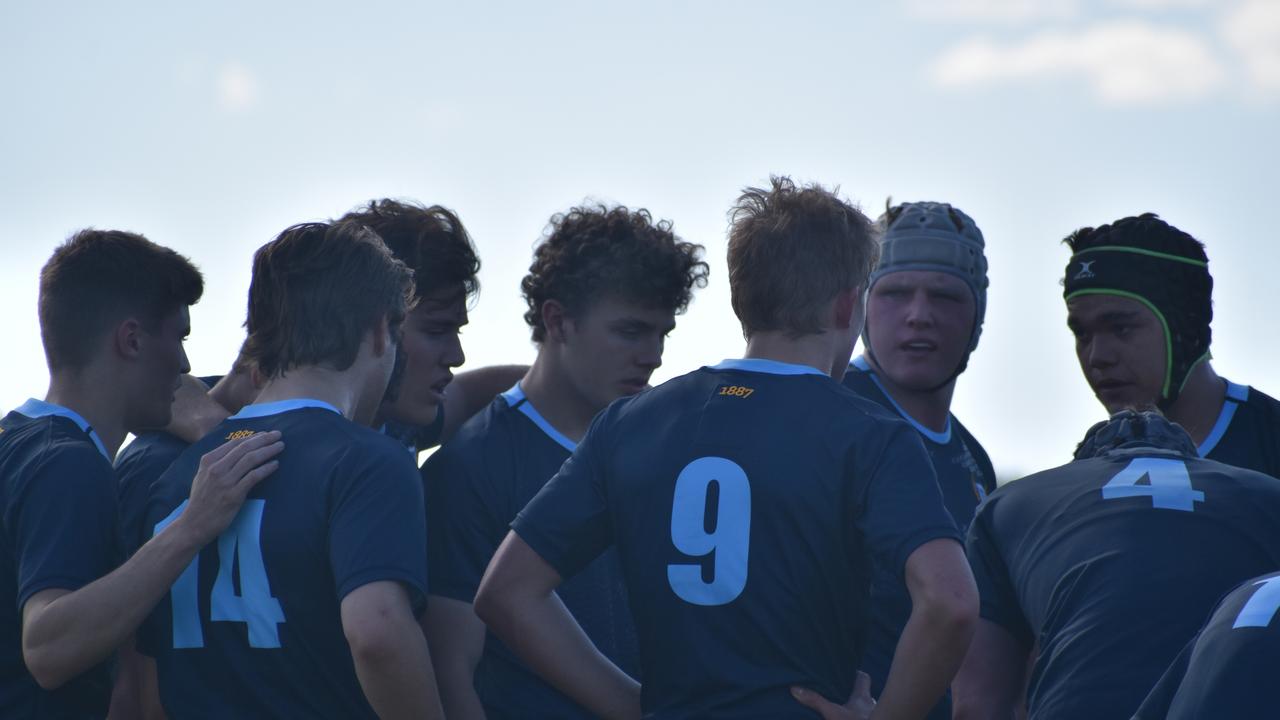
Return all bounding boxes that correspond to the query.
[370,314,393,358]
[114,317,144,360]
[542,299,569,344]
[831,286,862,331]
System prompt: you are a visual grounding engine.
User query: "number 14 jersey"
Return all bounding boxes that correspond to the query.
[512,359,961,719]
[140,400,427,720]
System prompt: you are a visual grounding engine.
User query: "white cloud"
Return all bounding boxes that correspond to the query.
[1221,0,1280,94]
[931,20,1225,104]
[907,0,1079,23]
[216,63,259,113]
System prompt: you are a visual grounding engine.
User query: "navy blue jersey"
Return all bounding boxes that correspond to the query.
[842,356,995,720]
[0,400,117,719]
[385,404,445,454]
[968,417,1280,720]
[140,400,427,720]
[115,431,188,555]
[1134,571,1280,720]
[1198,380,1280,478]
[424,383,639,719]
[512,359,960,719]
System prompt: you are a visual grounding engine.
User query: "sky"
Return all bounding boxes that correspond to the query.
[2,0,1278,479]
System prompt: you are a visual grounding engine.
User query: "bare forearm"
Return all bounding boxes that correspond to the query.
[483,593,639,720]
[353,624,444,720]
[24,520,203,687]
[873,603,975,720]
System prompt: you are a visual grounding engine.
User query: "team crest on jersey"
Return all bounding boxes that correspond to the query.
[1074,260,1097,280]
[225,429,259,441]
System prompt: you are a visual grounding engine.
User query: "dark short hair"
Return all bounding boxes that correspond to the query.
[727,176,877,338]
[1064,213,1208,264]
[38,229,204,372]
[521,204,709,342]
[243,222,415,378]
[339,199,480,307]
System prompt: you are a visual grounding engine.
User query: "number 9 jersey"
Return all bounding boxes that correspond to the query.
[510,359,961,719]
[139,400,428,719]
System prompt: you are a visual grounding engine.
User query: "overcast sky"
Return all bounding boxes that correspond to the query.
[3,0,1278,477]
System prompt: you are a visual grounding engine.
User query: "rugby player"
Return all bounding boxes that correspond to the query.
[474,177,978,719]
[422,204,708,718]
[140,222,441,718]
[1063,213,1280,475]
[842,201,996,719]
[0,230,281,718]
[1134,570,1280,719]
[953,410,1280,719]
[164,198,522,452]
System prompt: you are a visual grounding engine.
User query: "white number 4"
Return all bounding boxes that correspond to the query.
[1101,457,1204,512]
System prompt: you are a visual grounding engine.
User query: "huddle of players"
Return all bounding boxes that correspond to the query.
[3,179,1280,720]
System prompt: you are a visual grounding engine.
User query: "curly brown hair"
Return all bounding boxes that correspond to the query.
[521,204,709,342]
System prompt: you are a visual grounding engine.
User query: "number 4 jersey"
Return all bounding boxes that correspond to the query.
[139,400,428,720]
[511,359,962,719]
[967,413,1280,720]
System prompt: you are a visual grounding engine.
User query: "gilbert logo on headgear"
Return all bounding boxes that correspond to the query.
[1074,260,1096,280]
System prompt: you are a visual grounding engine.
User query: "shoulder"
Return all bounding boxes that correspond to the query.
[423,395,518,471]
[115,432,187,471]
[1239,384,1280,424]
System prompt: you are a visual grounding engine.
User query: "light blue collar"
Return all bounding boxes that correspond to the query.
[1197,380,1249,458]
[850,355,952,444]
[711,358,827,377]
[501,383,576,452]
[229,398,342,420]
[14,398,111,460]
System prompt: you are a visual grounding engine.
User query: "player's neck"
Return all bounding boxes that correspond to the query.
[1166,362,1226,446]
[864,354,955,433]
[45,369,128,458]
[253,366,371,426]
[743,332,838,377]
[521,352,597,443]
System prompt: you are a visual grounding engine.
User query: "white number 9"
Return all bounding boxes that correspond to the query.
[667,456,751,606]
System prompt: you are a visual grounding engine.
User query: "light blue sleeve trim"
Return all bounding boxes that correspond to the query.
[847,356,952,445]
[14,398,111,460]
[499,382,577,452]
[1197,380,1249,458]
[229,398,342,420]
[710,358,827,377]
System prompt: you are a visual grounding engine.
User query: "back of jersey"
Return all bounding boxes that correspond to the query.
[969,444,1280,720]
[515,359,958,719]
[1135,571,1280,719]
[141,402,426,720]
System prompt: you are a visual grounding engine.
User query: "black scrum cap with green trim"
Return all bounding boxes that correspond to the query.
[1062,213,1213,408]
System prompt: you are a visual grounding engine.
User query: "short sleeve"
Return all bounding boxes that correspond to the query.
[856,425,962,581]
[422,442,504,602]
[11,444,119,610]
[328,443,428,606]
[510,412,614,580]
[965,502,1032,647]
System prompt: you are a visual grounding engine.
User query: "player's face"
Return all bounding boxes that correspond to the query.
[380,290,467,427]
[865,271,974,391]
[1067,293,1167,413]
[129,305,192,430]
[562,295,674,413]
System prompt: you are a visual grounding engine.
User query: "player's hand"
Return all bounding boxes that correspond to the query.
[790,671,876,720]
[178,431,283,544]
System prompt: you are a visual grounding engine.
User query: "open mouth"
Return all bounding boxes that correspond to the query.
[899,340,937,353]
